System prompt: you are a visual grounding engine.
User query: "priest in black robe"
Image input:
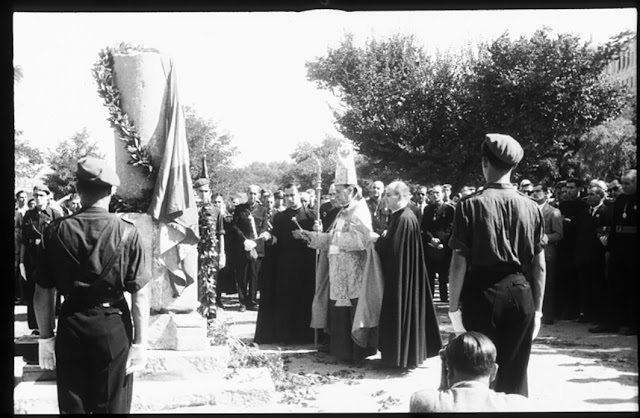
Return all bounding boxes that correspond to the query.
[375,181,442,368]
[255,183,317,344]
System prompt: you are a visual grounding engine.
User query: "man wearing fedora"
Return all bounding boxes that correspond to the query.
[34,157,150,413]
[448,134,546,397]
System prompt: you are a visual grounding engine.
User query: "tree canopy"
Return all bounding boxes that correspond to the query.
[306,29,635,190]
[43,128,105,198]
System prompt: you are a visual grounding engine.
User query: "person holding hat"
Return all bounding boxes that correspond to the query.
[33,157,150,413]
[447,134,546,397]
[20,183,63,335]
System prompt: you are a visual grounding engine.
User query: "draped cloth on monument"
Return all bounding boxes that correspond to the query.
[148,57,199,297]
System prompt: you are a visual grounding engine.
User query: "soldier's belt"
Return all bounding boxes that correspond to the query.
[615,226,637,234]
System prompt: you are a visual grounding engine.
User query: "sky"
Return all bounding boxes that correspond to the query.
[13,9,637,168]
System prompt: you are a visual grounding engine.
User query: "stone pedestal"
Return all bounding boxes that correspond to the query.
[119,213,205,350]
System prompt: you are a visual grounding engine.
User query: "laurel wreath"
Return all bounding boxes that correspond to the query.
[92,43,160,212]
[197,204,220,319]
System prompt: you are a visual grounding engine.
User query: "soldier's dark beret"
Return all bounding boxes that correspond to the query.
[193,178,210,189]
[484,134,524,166]
[76,157,120,187]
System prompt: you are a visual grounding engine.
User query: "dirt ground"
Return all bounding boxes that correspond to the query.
[175,294,638,413]
[14,295,638,413]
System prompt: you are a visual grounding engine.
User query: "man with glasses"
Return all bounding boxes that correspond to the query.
[519,180,534,196]
[20,184,63,335]
[532,184,563,325]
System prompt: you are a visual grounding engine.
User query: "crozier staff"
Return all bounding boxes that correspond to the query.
[34,157,150,414]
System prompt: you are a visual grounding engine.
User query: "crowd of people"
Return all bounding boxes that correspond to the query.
[13,133,637,413]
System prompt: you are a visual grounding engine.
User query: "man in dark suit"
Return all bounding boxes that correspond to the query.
[574,186,610,324]
[557,178,588,320]
[532,184,563,325]
[421,185,454,302]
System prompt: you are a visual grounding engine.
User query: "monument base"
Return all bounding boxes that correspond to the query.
[148,312,208,351]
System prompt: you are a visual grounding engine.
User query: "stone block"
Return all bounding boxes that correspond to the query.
[147,312,207,351]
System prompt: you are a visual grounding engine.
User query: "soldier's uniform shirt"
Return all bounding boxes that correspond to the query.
[35,206,149,414]
[21,205,63,278]
[448,183,544,397]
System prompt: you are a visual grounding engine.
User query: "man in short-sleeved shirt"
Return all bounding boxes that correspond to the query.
[33,157,150,414]
[448,134,545,397]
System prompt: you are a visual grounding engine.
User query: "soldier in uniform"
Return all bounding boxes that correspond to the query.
[194,178,226,319]
[366,180,390,236]
[592,169,637,335]
[421,185,455,302]
[448,134,545,397]
[33,157,150,413]
[20,184,63,335]
[230,184,269,311]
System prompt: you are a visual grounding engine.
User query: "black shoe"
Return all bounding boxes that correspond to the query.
[618,326,638,336]
[216,301,225,310]
[576,314,590,323]
[239,305,246,312]
[246,304,258,311]
[589,324,618,333]
[30,330,40,336]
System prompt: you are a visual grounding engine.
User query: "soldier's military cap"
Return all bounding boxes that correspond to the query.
[33,184,52,195]
[193,178,210,189]
[76,157,120,187]
[484,134,524,166]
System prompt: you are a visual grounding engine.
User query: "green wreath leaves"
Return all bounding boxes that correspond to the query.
[92,43,157,180]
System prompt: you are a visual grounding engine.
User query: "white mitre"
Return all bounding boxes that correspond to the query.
[335,143,358,185]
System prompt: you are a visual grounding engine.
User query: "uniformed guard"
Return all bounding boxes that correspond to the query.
[448,134,546,397]
[194,177,226,319]
[20,184,63,335]
[366,180,390,236]
[33,157,150,414]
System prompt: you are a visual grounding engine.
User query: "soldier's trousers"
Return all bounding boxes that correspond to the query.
[234,256,259,307]
[56,305,133,414]
[461,270,535,397]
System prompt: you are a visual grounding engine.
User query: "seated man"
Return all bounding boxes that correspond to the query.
[410,332,532,413]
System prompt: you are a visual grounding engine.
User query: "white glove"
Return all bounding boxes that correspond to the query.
[259,231,272,241]
[312,221,323,232]
[38,337,56,370]
[126,343,148,375]
[19,263,27,281]
[219,253,226,269]
[598,235,608,246]
[448,310,467,333]
[532,311,543,340]
[243,239,257,252]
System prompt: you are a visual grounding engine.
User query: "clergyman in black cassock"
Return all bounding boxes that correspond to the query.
[375,181,442,368]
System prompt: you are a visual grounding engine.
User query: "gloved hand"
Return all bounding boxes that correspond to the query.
[38,337,56,370]
[313,221,323,232]
[598,235,608,246]
[219,253,226,269]
[532,311,543,340]
[19,263,27,281]
[126,343,148,375]
[243,239,257,252]
[259,231,272,241]
[448,310,466,334]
